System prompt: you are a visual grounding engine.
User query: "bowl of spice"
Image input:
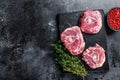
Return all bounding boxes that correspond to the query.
[107,7,120,31]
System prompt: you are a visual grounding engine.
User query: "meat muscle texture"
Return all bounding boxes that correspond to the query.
[60,26,85,55]
[82,44,105,69]
[80,10,102,34]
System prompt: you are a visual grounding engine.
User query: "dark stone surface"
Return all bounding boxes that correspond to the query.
[0,0,120,80]
[58,10,109,72]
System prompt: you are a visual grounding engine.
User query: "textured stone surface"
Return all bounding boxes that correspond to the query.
[58,10,109,72]
[0,0,120,80]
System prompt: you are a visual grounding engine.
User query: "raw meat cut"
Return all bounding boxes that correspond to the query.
[82,44,105,69]
[60,26,85,55]
[80,10,102,34]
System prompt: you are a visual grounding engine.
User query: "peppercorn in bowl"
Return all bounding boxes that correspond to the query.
[107,7,120,31]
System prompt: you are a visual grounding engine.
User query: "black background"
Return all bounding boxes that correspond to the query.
[0,0,120,80]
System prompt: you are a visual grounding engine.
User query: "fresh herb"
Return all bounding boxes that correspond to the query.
[51,40,87,77]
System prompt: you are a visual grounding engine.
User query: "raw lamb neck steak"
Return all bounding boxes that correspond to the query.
[82,44,105,69]
[80,10,102,34]
[60,26,85,55]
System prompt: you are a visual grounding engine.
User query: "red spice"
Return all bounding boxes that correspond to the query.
[108,8,120,30]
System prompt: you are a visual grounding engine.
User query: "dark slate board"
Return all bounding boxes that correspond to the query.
[58,9,109,72]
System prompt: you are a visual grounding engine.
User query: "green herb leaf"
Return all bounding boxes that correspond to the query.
[51,41,87,77]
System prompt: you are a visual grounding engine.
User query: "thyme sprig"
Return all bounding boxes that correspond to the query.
[51,41,87,77]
